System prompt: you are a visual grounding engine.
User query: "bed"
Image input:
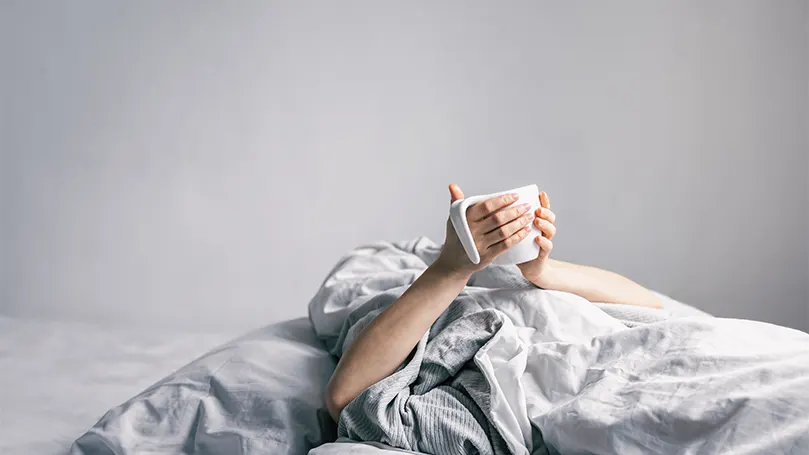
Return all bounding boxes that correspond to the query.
[1,313,359,455]
[0,315,235,455]
[1,312,430,455]
[3,238,808,455]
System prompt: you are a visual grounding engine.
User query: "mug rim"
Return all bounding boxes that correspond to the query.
[489,183,538,197]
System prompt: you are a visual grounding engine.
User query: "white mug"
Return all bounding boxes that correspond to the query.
[449,184,541,266]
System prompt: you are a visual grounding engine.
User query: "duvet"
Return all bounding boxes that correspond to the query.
[309,237,809,455]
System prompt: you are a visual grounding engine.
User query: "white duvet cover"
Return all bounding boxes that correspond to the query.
[309,237,809,454]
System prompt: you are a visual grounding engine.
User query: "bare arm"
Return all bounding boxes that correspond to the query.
[517,191,662,309]
[533,258,662,308]
[324,262,469,422]
[324,184,536,422]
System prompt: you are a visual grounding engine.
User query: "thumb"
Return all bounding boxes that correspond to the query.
[448,184,465,202]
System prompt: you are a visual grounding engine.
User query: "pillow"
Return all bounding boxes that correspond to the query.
[70,318,337,455]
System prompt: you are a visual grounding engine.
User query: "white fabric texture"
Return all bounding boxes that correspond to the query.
[309,237,809,455]
[69,317,337,455]
[0,315,237,455]
[0,315,339,455]
[310,438,424,454]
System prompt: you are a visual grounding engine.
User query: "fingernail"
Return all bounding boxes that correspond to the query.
[525,212,534,220]
[510,193,520,201]
[524,225,531,232]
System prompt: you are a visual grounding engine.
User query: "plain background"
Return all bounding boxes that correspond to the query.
[1,1,807,333]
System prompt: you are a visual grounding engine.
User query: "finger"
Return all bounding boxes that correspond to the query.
[535,235,553,258]
[482,209,534,247]
[468,193,519,222]
[449,184,465,202]
[478,203,531,233]
[539,191,550,210]
[488,223,532,255]
[533,217,556,239]
[534,207,556,224]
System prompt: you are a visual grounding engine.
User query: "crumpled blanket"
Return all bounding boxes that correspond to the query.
[309,237,809,455]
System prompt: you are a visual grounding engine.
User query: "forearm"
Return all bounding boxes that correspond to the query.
[324,261,470,422]
[536,259,662,309]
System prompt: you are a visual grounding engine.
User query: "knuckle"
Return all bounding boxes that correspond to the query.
[517,209,528,221]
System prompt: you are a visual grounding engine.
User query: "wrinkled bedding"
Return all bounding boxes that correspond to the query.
[309,237,809,454]
[0,315,338,455]
[0,315,236,455]
[6,235,807,455]
[69,317,337,454]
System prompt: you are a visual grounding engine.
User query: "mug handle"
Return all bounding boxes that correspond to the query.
[449,194,489,265]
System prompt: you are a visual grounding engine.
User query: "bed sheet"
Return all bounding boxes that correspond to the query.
[0,315,237,455]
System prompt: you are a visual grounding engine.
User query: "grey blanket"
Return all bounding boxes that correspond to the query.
[337,298,513,455]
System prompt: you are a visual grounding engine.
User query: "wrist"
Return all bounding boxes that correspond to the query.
[525,260,558,289]
[429,256,474,283]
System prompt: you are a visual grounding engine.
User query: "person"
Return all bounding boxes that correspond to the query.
[324,183,662,423]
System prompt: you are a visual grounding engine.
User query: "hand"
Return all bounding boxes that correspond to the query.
[516,191,557,287]
[434,184,536,277]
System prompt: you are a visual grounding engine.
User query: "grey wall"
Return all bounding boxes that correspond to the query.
[2,1,807,332]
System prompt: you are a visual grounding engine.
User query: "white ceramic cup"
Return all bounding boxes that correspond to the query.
[449,184,541,266]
